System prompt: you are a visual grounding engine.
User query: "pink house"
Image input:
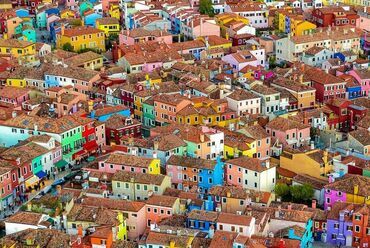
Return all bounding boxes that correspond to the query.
[182,18,221,39]
[222,49,265,72]
[356,8,370,33]
[119,28,173,46]
[65,0,78,10]
[98,152,156,174]
[0,86,30,108]
[0,164,13,208]
[242,125,271,159]
[348,69,370,97]
[265,117,311,149]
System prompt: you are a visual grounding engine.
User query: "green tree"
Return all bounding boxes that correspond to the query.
[290,184,314,203]
[274,183,290,201]
[62,42,73,52]
[199,0,214,17]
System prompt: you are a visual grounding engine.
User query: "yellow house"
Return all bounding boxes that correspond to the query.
[111,170,171,201]
[280,148,335,179]
[109,3,121,20]
[0,39,36,60]
[291,19,316,36]
[56,25,105,52]
[177,98,239,128]
[65,51,104,70]
[96,17,120,37]
[60,9,77,19]
[67,204,127,240]
[325,175,370,206]
[198,35,232,50]
[215,13,249,38]
[223,129,257,159]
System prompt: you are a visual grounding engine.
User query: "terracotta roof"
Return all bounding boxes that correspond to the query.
[226,156,274,172]
[104,152,154,167]
[67,204,119,226]
[217,212,253,226]
[94,105,129,117]
[349,129,370,146]
[105,114,140,130]
[243,124,269,139]
[5,211,42,225]
[144,232,189,247]
[266,117,310,131]
[0,38,33,48]
[64,51,103,67]
[305,46,325,55]
[276,225,306,238]
[251,84,279,95]
[188,210,219,222]
[325,174,370,197]
[167,155,216,170]
[126,28,171,38]
[270,208,313,222]
[146,195,178,208]
[96,17,119,25]
[112,170,167,185]
[293,174,327,190]
[0,86,30,99]
[0,229,70,247]
[277,167,297,178]
[62,26,103,37]
[227,89,260,101]
[209,231,238,248]
[209,185,271,204]
[81,196,145,212]
[1,142,49,164]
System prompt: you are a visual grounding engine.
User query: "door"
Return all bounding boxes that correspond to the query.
[346,235,352,247]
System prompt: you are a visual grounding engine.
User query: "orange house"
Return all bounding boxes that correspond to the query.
[90,226,113,248]
[145,195,181,227]
[153,94,192,125]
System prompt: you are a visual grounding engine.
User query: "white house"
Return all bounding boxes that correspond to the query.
[224,3,268,29]
[251,84,281,118]
[301,46,334,67]
[5,212,50,235]
[226,89,261,116]
[217,212,256,237]
[225,157,276,192]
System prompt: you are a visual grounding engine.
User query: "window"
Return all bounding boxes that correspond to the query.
[147,207,151,212]
[355,225,360,233]
[331,233,337,239]
[334,223,339,229]
[355,215,361,221]
[347,225,353,231]
[219,224,223,230]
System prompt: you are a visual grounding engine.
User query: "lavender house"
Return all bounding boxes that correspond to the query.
[326,202,353,246]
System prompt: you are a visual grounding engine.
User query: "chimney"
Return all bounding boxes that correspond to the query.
[312,199,317,209]
[77,225,83,236]
[265,160,270,169]
[61,24,65,35]
[303,111,308,125]
[200,133,205,143]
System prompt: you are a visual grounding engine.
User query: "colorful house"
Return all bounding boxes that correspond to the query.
[111,171,171,201]
[83,10,102,27]
[145,195,181,226]
[238,125,271,159]
[225,157,276,192]
[348,69,370,97]
[280,148,334,179]
[265,117,311,149]
[96,17,120,36]
[187,210,219,231]
[56,26,106,52]
[166,155,224,192]
[0,39,37,65]
[97,152,160,175]
[104,115,141,145]
[90,105,131,122]
[324,174,370,210]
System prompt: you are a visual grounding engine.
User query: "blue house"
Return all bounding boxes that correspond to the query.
[84,12,102,27]
[89,105,131,121]
[277,222,314,248]
[346,81,362,100]
[15,8,30,18]
[187,209,219,231]
[166,155,224,193]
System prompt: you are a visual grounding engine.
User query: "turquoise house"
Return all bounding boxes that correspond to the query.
[280,221,314,248]
[84,12,102,27]
[36,10,47,28]
[15,8,30,18]
[142,98,155,137]
[21,25,37,42]
[79,1,94,16]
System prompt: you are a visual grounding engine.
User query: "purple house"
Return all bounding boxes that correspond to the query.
[324,176,347,210]
[326,202,354,246]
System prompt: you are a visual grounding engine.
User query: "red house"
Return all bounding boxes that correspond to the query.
[325,98,353,130]
[76,117,99,162]
[121,84,143,113]
[105,114,142,145]
[0,163,14,207]
[312,6,359,27]
[304,67,346,103]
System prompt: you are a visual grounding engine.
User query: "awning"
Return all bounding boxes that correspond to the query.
[55,159,68,169]
[25,175,39,188]
[35,170,47,179]
[73,149,88,159]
